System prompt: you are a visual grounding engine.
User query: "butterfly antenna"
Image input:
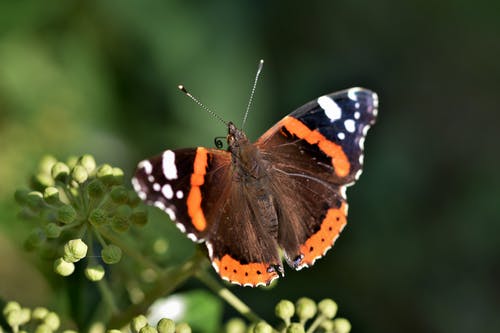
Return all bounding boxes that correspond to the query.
[241,59,264,129]
[178,85,228,126]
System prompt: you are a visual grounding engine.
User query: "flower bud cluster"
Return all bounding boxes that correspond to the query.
[225,298,350,333]
[2,301,61,333]
[15,154,148,281]
[127,315,191,333]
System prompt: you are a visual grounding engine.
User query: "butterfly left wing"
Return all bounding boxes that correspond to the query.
[256,87,378,269]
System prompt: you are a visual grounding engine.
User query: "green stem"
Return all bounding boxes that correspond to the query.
[98,278,119,315]
[195,268,263,324]
[306,314,326,333]
[108,250,206,328]
[98,227,162,273]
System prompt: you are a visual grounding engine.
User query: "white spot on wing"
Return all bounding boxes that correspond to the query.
[162,150,178,180]
[359,136,366,149]
[340,186,347,199]
[347,88,358,101]
[148,175,155,183]
[138,160,153,174]
[176,190,184,199]
[354,111,360,119]
[153,183,161,191]
[318,96,342,122]
[344,119,356,133]
[162,184,174,199]
[337,132,345,140]
[131,177,141,192]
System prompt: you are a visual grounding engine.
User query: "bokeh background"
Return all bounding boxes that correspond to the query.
[1,1,499,332]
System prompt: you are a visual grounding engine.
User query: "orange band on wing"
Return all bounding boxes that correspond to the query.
[282,116,350,177]
[213,254,279,286]
[187,147,208,231]
[299,203,347,266]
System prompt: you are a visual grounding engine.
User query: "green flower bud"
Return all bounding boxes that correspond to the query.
[51,162,70,181]
[25,228,47,250]
[3,301,21,316]
[63,330,79,333]
[318,299,337,319]
[88,179,105,198]
[131,208,148,226]
[6,307,31,327]
[254,322,272,333]
[85,264,105,281]
[77,154,96,173]
[54,258,75,276]
[35,323,52,333]
[57,205,77,224]
[175,323,191,333]
[110,186,128,204]
[31,173,55,190]
[71,165,88,184]
[153,238,168,254]
[63,239,88,263]
[116,204,132,218]
[131,315,148,333]
[286,323,304,333]
[43,187,60,204]
[127,191,141,207]
[157,318,175,333]
[139,325,157,333]
[295,298,316,322]
[111,213,130,233]
[332,318,350,333]
[224,318,246,333]
[275,299,295,322]
[96,164,114,184]
[39,155,58,175]
[44,223,62,238]
[102,244,122,264]
[107,330,122,333]
[27,191,44,210]
[32,307,49,320]
[14,189,31,205]
[44,312,60,330]
[66,156,79,169]
[319,320,334,332]
[89,209,107,226]
[112,167,124,184]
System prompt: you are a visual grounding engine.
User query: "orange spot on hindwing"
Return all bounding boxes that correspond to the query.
[299,203,347,267]
[213,254,279,286]
[282,116,350,177]
[186,147,208,231]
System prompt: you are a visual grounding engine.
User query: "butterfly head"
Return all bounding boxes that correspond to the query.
[227,121,249,149]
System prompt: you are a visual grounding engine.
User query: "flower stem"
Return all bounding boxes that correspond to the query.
[306,314,326,333]
[98,278,119,315]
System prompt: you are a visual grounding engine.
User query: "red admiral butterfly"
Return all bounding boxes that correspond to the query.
[132,71,378,287]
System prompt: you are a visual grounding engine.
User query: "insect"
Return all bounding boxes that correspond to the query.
[132,61,378,287]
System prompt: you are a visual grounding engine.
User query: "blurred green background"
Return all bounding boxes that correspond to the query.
[1,1,499,332]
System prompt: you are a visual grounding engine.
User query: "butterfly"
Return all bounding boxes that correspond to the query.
[132,83,378,287]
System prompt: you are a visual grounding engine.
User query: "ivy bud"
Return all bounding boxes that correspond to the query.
[295,298,316,322]
[79,154,96,173]
[25,228,47,250]
[131,208,148,226]
[32,307,49,320]
[71,165,88,184]
[66,156,79,169]
[14,189,31,205]
[139,325,157,333]
[88,179,105,198]
[96,164,114,184]
[127,191,141,207]
[108,330,122,333]
[85,264,105,281]
[318,299,337,319]
[89,209,107,226]
[54,258,75,276]
[224,318,246,333]
[111,214,130,233]
[6,307,31,327]
[131,315,148,333]
[319,320,334,332]
[3,301,21,316]
[112,167,124,184]
[43,187,60,204]
[34,323,52,333]
[57,205,77,224]
[39,155,58,175]
[275,299,295,322]
[175,323,191,333]
[44,223,62,238]
[44,312,60,330]
[63,239,88,263]
[27,191,44,211]
[286,323,304,333]
[254,322,272,333]
[31,173,55,190]
[102,244,122,264]
[110,186,128,204]
[332,318,351,333]
[51,162,70,182]
[157,318,175,333]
